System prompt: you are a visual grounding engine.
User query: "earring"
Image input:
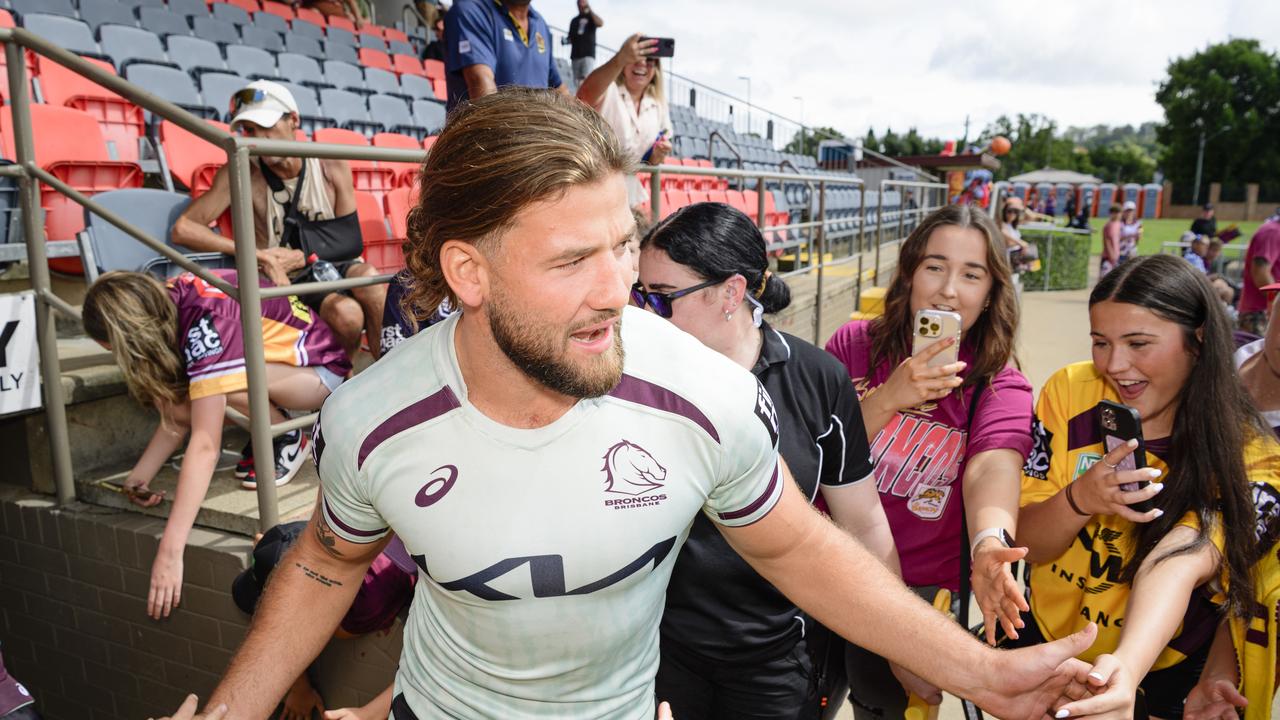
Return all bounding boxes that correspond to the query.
[725,312,733,321]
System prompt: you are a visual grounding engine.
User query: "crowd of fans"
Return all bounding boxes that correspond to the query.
[8,2,1280,720]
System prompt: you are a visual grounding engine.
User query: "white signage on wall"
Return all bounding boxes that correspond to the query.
[0,292,41,415]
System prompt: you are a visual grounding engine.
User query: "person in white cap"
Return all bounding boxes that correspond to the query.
[1118,200,1142,266]
[171,80,387,486]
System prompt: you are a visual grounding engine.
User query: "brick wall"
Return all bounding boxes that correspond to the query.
[0,487,401,720]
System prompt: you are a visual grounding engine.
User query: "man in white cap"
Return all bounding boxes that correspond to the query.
[172,80,388,486]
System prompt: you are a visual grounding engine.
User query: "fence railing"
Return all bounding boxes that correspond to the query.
[5,25,926,534]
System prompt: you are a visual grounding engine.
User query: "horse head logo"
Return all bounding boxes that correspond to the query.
[602,440,667,496]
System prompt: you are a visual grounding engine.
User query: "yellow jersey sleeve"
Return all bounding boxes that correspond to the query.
[1022,365,1072,505]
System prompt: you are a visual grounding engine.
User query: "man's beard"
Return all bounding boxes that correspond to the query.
[487,286,624,399]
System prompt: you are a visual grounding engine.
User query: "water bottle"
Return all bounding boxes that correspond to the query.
[308,253,341,283]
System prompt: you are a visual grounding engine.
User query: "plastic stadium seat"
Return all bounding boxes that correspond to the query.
[422,59,445,83]
[370,94,420,137]
[0,105,143,271]
[325,41,358,65]
[276,81,327,133]
[362,67,401,97]
[250,12,289,35]
[166,36,226,77]
[410,99,445,134]
[358,48,392,72]
[260,2,294,20]
[99,25,170,72]
[140,9,194,37]
[370,132,422,188]
[118,0,167,8]
[359,24,385,40]
[23,15,101,58]
[325,26,356,46]
[323,60,365,93]
[191,17,241,46]
[319,88,379,136]
[422,135,438,151]
[124,63,217,119]
[199,72,248,121]
[295,7,325,26]
[289,18,324,41]
[284,34,324,59]
[82,189,231,278]
[355,191,401,273]
[215,0,262,12]
[210,3,252,27]
[356,33,385,50]
[224,45,277,80]
[35,57,145,163]
[326,16,356,33]
[391,54,424,77]
[688,190,711,205]
[78,0,138,33]
[12,0,77,19]
[276,53,328,90]
[166,0,210,17]
[384,27,409,44]
[240,26,284,53]
[398,74,435,100]
[313,128,395,202]
[430,77,446,100]
[387,40,415,57]
[384,186,416,240]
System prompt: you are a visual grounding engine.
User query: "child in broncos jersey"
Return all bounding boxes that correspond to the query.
[81,270,349,621]
[1018,255,1280,720]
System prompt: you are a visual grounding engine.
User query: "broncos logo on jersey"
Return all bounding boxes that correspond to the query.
[602,440,666,496]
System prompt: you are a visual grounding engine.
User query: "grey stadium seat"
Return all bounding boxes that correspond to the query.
[325,27,356,46]
[398,74,435,100]
[370,94,422,137]
[324,41,358,65]
[117,0,167,8]
[124,63,216,119]
[198,72,248,121]
[356,33,385,50]
[290,18,325,41]
[99,25,170,71]
[251,13,289,35]
[78,0,138,33]
[224,45,278,80]
[277,53,328,89]
[411,99,446,134]
[283,34,323,59]
[239,26,284,53]
[362,67,400,97]
[191,17,241,46]
[210,3,251,27]
[166,35,225,77]
[277,81,329,136]
[139,8,193,37]
[319,88,379,136]
[387,40,415,56]
[166,0,209,17]
[323,60,365,94]
[12,0,77,19]
[81,189,232,279]
[22,15,100,58]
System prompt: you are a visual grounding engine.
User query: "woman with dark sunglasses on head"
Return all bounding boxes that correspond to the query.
[636,202,899,719]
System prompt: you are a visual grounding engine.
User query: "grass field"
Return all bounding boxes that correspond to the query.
[1082,217,1263,257]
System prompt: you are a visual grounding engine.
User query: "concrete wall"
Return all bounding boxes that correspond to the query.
[1162,181,1273,221]
[0,488,400,720]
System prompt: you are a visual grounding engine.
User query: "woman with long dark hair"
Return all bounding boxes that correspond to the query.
[1019,254,1280,720]
[636,203,899,718]
[823,203,1035,718]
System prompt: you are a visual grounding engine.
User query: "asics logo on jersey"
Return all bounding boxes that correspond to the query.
[602,440,666,496]
[416,465,459,508]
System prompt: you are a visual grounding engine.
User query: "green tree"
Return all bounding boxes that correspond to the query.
[978,114,1083,179]
[783,126,848,157]
[1155,38,1280,203]
[1088,141,1157,184]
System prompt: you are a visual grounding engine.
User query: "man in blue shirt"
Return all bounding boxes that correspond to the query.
[444,0,567,111]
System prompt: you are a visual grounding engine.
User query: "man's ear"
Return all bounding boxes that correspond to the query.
[440,240,489,309]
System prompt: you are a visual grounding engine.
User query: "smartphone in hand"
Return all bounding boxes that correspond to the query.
[911,309,962,368]
[640,129,668,164]
[1097,399,1154,512]
[640,37,675,58]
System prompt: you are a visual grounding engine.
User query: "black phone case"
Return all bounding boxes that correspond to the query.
[1097,400,1154,513]
[641,37,675,57]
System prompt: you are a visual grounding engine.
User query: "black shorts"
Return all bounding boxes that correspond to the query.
[656,634,813,720]
[296,259,365,311]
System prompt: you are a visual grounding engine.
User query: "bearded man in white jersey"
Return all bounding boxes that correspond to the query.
[160,88,1102,720]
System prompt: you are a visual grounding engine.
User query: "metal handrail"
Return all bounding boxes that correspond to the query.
[874,179,948,289]
[708,130,744,175]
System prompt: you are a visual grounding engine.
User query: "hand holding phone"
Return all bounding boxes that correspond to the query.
[639,36,675,58]
[640,129,668,164]
[871,310,966,413]
[911,309,962,368]
[1068,401,1163,520]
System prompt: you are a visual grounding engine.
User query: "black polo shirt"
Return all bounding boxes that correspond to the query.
[661,324,876,663]
[567,11,597,59]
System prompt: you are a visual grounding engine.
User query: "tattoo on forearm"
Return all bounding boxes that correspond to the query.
[295,562,344,588]
[314,517,346,558]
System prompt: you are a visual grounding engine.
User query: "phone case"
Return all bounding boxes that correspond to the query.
[1097,400,1154,512]
[911,309,962,368]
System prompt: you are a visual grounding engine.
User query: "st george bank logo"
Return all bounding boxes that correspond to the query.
[602,440,668,510]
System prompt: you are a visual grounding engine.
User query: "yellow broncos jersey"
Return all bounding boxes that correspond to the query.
[1021,362,1280,670]
[1232,542,1280,720]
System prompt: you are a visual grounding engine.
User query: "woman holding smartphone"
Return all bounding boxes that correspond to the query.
[636,203,899,718]
[1018,254,1280,720]
[823,204,1033,718]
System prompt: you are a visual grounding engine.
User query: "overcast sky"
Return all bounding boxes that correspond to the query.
[535,0,1280,143]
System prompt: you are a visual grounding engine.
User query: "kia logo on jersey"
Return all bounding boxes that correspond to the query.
[416,465,459,507]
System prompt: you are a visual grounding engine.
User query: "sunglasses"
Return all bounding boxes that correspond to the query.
[631,279,722,318]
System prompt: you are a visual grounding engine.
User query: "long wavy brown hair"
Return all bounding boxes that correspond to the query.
[399,87,631,323]
[870,204,1019,387]
[82,271,187,407]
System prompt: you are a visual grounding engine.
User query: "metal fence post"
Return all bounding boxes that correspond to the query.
[874,187,885,286]
[225,144,279,531]
[8,42,75,505]
[649,169,661,227]
[813,180,826,345]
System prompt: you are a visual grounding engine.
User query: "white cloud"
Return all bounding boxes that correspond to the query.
[533,0,1279,144]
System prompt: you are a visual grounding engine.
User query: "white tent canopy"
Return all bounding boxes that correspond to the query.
[1009,168,1103,184]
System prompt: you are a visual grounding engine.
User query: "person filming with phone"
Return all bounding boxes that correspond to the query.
[576,32,674,207]
[1016,254,1280,719]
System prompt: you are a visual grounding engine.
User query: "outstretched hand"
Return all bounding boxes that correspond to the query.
[1048,653,1138,720]
[971,539,1030,645]
[972,623,1098,720]
[1184,677,1248,720]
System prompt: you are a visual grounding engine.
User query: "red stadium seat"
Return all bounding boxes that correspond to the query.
[358,24,385,40]
[371,132,423,188]
[422,135,438,151]
[422,59,445,83]
[384,27,410,44]
[708,190,730,206]
[354,190,402,272]
[741,189,760,223]
[662,190,690,218]
[391,54,425,77]
[688,190,711,205]
[326,15,356,33]
[35,56,145,163]
[158,119,228,194]
[695,159,723,191]
[313,127,396,204]
[358,48,393,73]
[259,1,294,19]
[430,77,446,101]
[213,0,261,13]
[0,105,143,273]
[384,185,418,241]
[294,7,326,25]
